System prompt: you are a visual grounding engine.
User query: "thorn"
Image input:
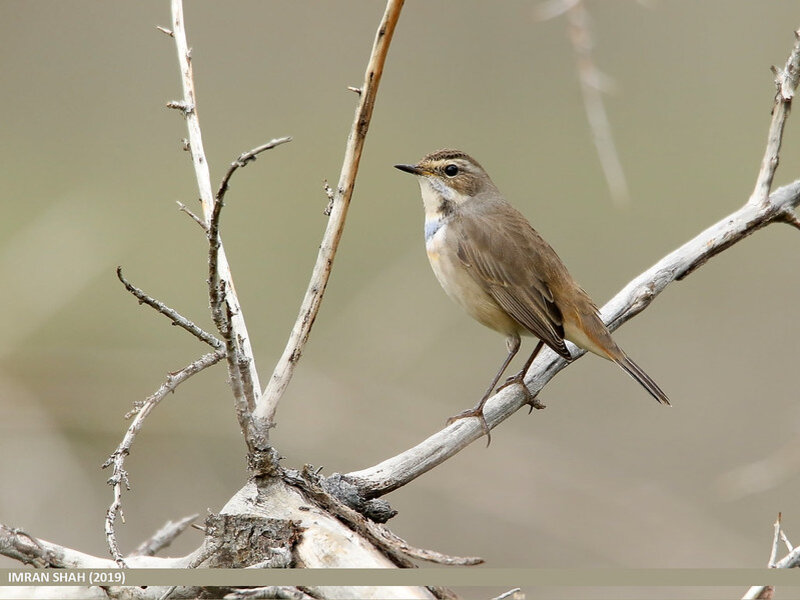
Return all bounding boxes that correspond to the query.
[166,101,194,115]
[347,86,362,95]
[181,138,190,151]
[176,201,208,231]
[323,180,335,216]
[155,25,174,37]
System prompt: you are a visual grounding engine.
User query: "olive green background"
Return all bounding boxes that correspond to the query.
[1,2,800,598]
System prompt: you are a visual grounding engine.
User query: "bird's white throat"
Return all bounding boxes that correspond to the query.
[418,176,465,217]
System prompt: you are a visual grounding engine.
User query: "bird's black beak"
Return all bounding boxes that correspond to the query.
[394,163,423,175]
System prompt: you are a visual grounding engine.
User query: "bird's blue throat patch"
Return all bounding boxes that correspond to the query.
[424,218,445,242]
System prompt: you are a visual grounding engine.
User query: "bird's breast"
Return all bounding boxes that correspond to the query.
[424,219,519,336]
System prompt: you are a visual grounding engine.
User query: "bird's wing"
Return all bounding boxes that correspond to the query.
[453,202,572,359]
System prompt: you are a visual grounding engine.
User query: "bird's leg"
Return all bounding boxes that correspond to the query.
[497,339,547,413]
[447,334,521,443]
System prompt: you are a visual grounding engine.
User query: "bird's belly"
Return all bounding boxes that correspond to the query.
[426,231,519,335]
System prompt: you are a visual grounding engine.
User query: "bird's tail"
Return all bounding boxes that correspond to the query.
[614,354,671,406]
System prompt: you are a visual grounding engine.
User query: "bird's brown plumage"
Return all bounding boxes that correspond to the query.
[396,149,671,414]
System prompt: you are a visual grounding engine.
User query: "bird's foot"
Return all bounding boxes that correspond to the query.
[446,406,491,445]
[497,371,546,414]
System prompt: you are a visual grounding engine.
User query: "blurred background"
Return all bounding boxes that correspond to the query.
[1,1,800,598]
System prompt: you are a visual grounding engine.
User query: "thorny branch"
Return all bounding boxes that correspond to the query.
[169,0,269,452]
[102,350,225,565]
[215,137,293,208]
[116,266,223,349]
[207,139,291,425]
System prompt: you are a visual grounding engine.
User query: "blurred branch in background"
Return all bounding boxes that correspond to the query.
[534,0,631,206]
[716,434,800,501]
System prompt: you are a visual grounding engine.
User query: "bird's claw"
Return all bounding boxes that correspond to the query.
[497,373,545,413]
[446,407,492,445]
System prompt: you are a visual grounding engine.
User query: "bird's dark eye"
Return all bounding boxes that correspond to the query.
[444,164,459,177]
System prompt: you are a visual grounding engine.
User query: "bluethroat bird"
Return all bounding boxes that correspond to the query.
[395,149,670,439]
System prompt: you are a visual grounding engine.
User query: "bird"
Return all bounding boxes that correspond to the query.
[394,149,670,438]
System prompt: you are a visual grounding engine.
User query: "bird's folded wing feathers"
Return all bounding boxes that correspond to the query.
[454,210,572,359]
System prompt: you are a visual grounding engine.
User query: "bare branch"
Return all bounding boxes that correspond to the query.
[215,137,292,207]
[224,587,315,600]
[101,350,225,564]
[169,0,264,447]
[0,523,115,569]
[116,266,223,349]
[781,528,793,553]
[130,514,199,557]
[176,200,208,231]
[257,0,405,425]
[0,523,189,571]
[284,468,482,567]
[749,29,800,207]
[207,141,295,413]
[491,590,524,600]
[769,513,783,568]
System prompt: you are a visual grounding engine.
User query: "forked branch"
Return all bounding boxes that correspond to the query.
[169,0,269,451]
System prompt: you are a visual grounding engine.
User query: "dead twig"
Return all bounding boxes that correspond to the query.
[116,266,223,349]
[749,29,800,207]
[491,590,524,600]
[176,200,207,231]
[215,137,292,207]
[257,0,405,425]
[130,514,199,557]
[169,0,266,452]
[102,350,225,564]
